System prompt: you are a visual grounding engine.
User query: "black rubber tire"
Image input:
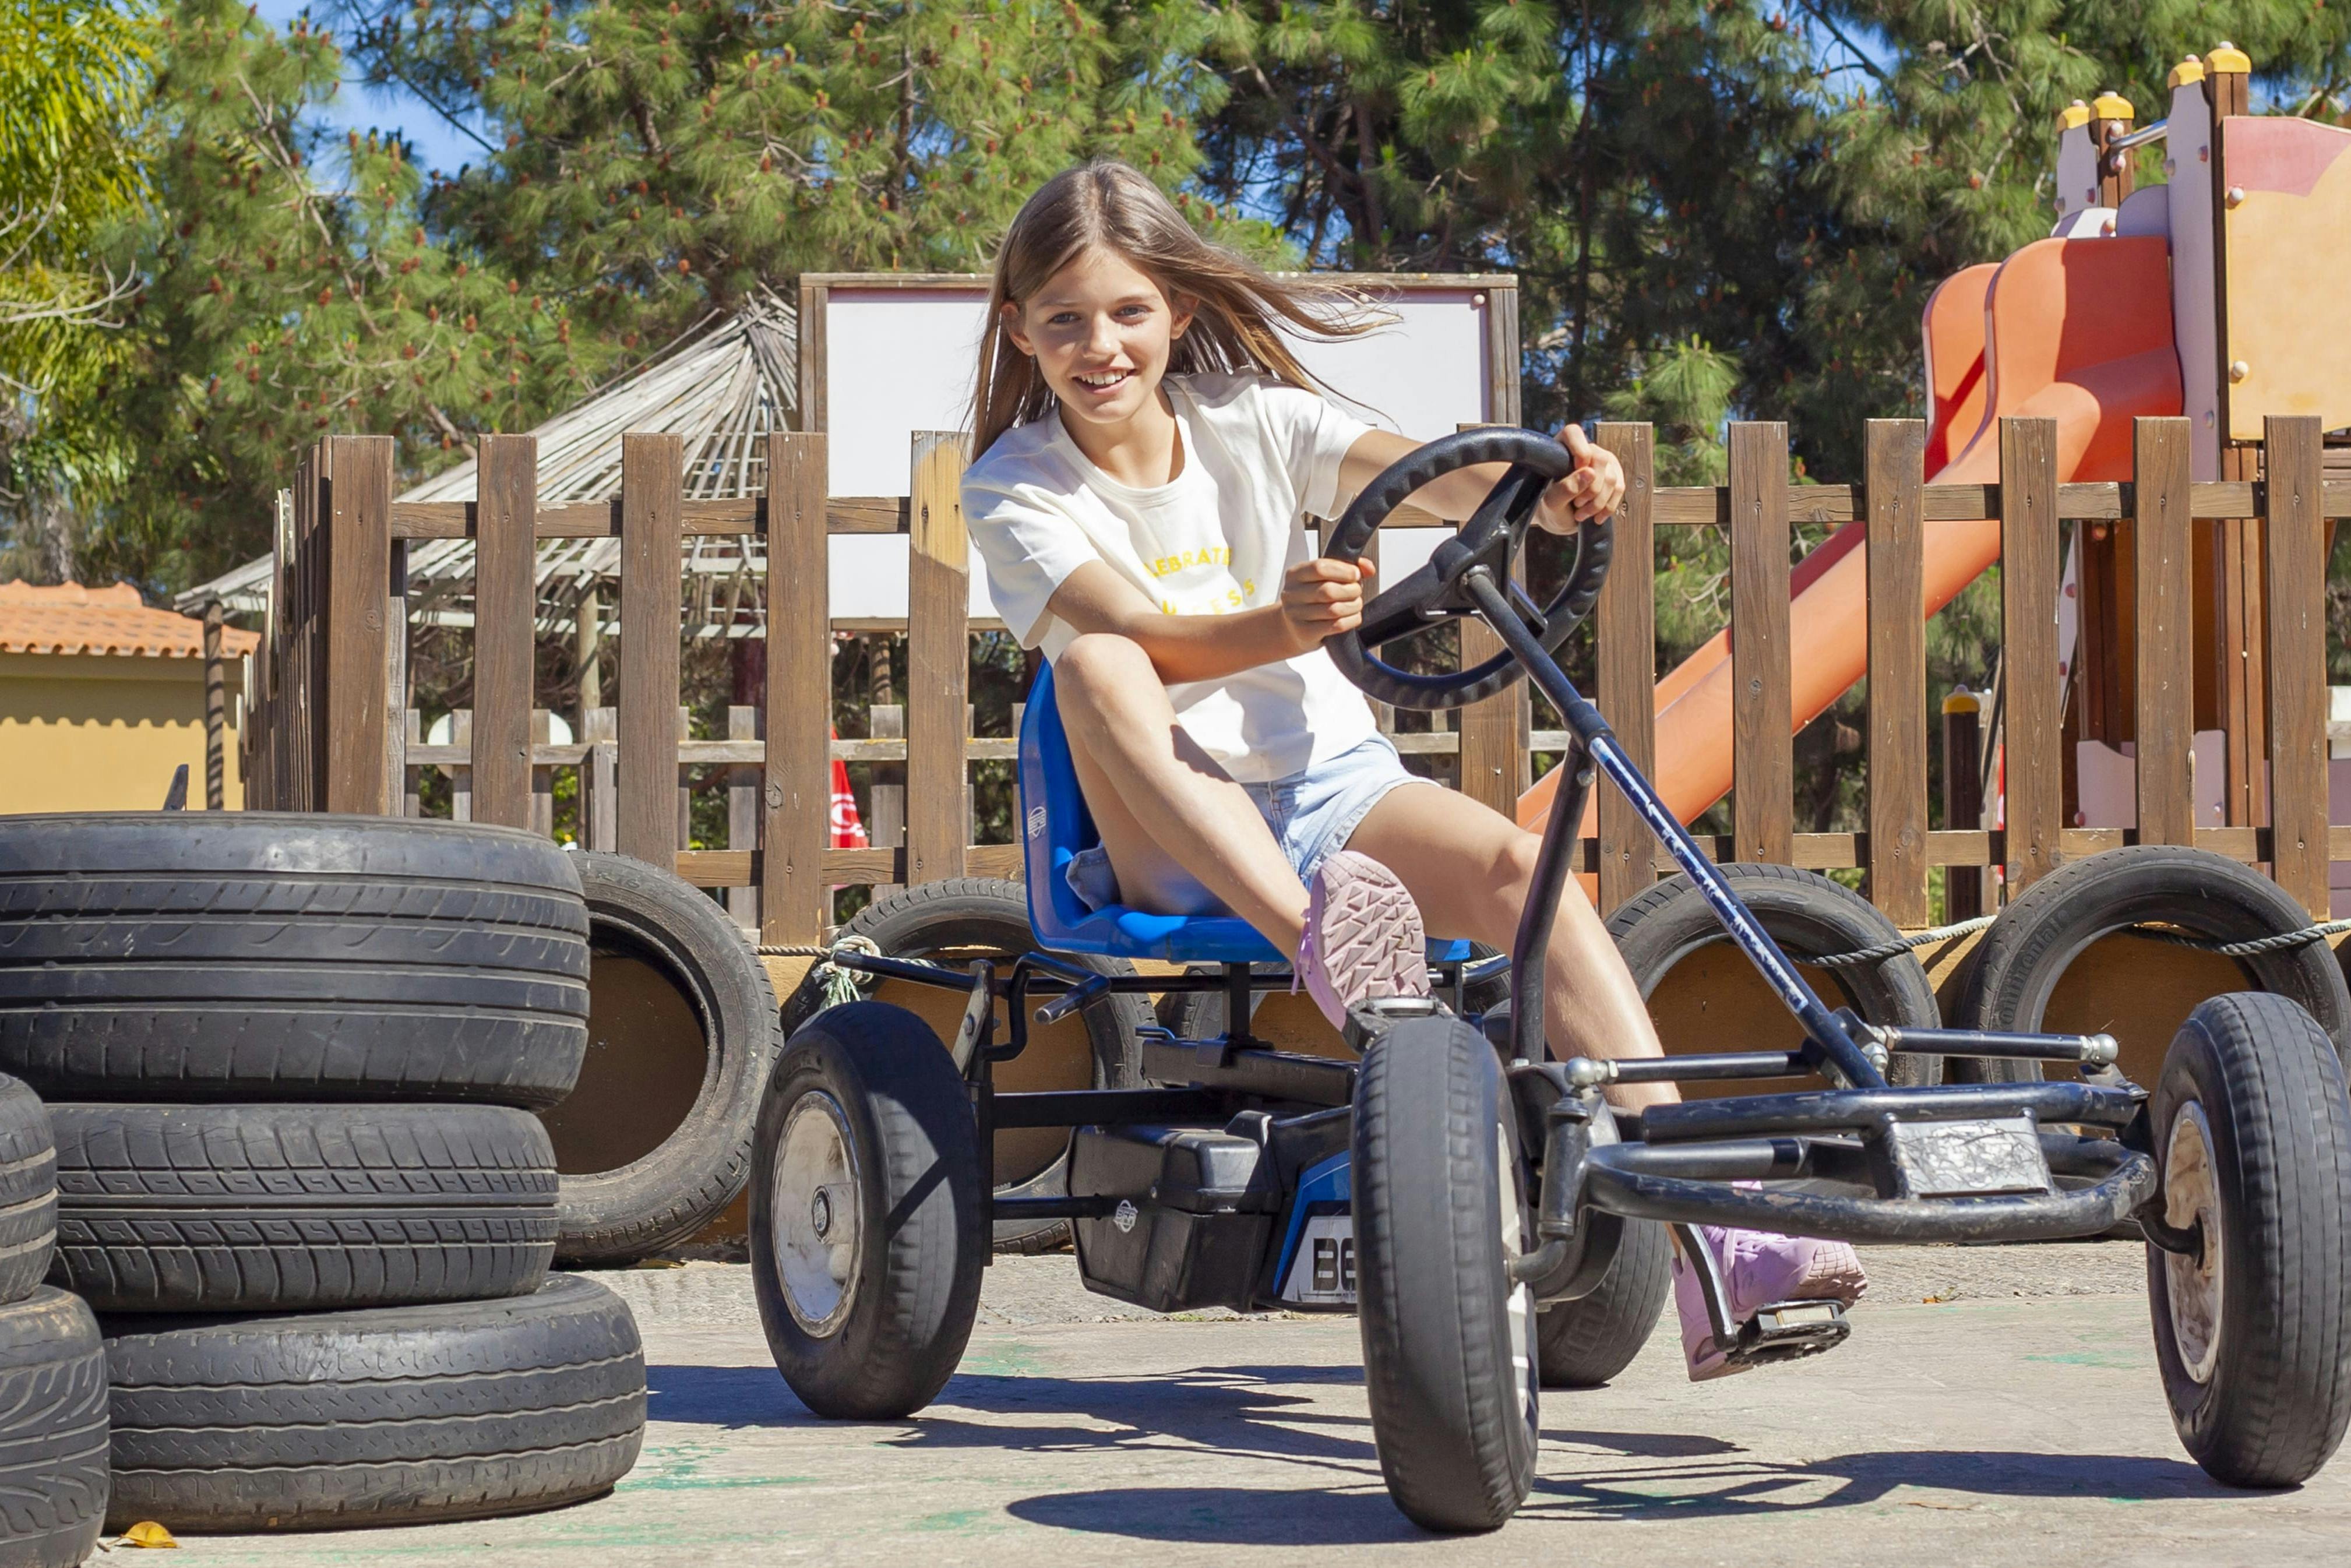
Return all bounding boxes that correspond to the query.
[0,813,589,1108]
[1606,863,1943,1084]
[0,1073,55,1306]
[544,852,781,1263]
[48,1104,556,1313]
[0,1288,108,1568]
[1354,1013,1538,1532]
[101,1274,644,1532]
[751,1001,985,1420]
[787,878,1145,1255]
[1958,847,2351,1075]
[2146,993,2351,1487]
[1535,1214,1672,1389]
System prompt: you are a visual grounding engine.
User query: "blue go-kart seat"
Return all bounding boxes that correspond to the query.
[1017,662,1469,968]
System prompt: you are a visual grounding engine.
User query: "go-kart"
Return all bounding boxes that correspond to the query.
[749,427,2351,1532]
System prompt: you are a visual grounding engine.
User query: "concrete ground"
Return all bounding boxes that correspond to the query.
[143,1243,2351,1567]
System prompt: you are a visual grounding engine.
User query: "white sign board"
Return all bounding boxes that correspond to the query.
[809,276,1512,624]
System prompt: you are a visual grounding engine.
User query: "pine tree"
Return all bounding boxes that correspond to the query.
[335,0,1240,357]
[95,0,579,586]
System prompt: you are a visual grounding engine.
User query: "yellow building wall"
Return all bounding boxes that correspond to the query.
[0,653,244,814]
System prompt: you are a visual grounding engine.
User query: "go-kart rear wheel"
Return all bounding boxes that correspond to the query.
[1536,1216,1671,1388]
[1354,1014,1538,1532]
[2148,993,2351,1487]
[751,1002,985,1420]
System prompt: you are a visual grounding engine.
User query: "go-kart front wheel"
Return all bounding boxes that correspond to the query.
[1354,1014,1539,1531]
[750,1001,985,1420]
[2148,992,2351,1486]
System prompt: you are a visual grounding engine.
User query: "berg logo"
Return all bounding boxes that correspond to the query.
[1026,805,1048,839]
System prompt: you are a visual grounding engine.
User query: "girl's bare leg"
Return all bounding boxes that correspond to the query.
[1051,633,1310,949]
[1344,781,1677,1112]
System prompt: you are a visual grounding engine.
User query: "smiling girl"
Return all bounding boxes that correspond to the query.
[959,160,1864,1379]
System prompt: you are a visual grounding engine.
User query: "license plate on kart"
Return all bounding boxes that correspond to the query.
[1281,1213,1356,1306]
[1885,1116,2053,1197]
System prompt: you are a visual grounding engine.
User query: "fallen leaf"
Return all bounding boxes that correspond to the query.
[117,1522,179,1549]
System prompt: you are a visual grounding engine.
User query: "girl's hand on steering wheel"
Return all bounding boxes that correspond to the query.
[1534,424,1624,533]
[1280,556,1377,650]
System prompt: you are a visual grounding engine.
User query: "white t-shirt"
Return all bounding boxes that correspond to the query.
[962,371,1380,783]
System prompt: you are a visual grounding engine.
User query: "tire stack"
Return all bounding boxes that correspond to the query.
[0,815,647,1538]
[0,1073,108,1567]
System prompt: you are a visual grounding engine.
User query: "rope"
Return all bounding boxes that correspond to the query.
[2116,918,2351,960]
[755,935,891,1007]
[1809,914,2351,967]
[1809,915,1996,968]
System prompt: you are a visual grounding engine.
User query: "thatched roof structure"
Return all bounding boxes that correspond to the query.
[179,290,798,638]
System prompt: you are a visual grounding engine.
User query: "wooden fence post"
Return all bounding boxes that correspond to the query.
[2133,417,2196,845]
[2000,417,2063,890]
[322,435,393,815]
[1729,422,1792,864]
[473,434,538,828]
[1941,691,1986,920]
[2264,415,2329,916]
[618,432,683,865]
[1865,419,1929,925]
[763,431,832,943]
[905,431,970,885]
[202,601,226,809]
[1594,422,1656,910]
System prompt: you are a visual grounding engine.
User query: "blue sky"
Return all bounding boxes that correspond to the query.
[256,1,487,175]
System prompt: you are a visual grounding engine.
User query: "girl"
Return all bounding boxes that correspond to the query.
[960,159,1863,1379]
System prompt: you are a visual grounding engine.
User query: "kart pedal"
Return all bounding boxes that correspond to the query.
[1726,1298,1852,1368]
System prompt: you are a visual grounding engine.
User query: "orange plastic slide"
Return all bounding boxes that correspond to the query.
[1518,233,2184,836]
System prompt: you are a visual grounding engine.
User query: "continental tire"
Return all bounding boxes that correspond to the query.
[0,814,588,1107]
[1606,864,1943,1084]
[101,1274,644,1532]
[752,1002,985,1420]
[786,878,1145,1254]
[0,1074,54,1305]
[0,1288,107,1568]
[2148,993,2351,1487]
[49,1104,556,1313]
[543,854,781,1263]
[1958,845,2351,1068]
[1354,1013,1538,1532]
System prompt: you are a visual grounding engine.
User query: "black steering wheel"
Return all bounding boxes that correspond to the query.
[1322,426,1613,711]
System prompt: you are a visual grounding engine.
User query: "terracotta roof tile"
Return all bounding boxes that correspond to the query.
[0,581,259,660]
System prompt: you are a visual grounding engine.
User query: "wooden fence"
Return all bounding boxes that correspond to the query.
[249,414,2346,944]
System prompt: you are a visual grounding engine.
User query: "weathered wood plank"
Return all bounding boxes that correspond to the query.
[322,436,394,815]
[1865,420,1929,925]
[1594,422,1656,912]
[617,433,684,865]
[2265,416,2330,916]
[763,431,833,942]
[2134,418,2197,845]
[905,432,970,883]
[471,435,537,827]
[2000,418,2064,889]
[1729,422,1792,863]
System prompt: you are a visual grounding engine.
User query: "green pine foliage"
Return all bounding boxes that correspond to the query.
[91,0,583,588]
[343,0,1243,357]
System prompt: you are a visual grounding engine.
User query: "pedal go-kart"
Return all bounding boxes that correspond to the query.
[749,428,2351,1531]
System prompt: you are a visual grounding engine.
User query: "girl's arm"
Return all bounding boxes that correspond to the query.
[1334,424,1626,530]
[1041,556,1377,686]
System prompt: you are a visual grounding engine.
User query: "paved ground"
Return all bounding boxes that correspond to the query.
[133,1245,2351,1567]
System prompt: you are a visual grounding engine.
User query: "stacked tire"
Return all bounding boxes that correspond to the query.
[0,815,647,1537]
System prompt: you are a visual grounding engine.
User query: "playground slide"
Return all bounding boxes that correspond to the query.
[1518,232,2183,836]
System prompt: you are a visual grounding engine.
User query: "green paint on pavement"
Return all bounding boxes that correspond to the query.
[619,1440,816,1493]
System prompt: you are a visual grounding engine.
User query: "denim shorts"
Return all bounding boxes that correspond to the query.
[1065,734,1434,912]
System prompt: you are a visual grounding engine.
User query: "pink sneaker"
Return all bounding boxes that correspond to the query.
[1672,1225,1867,1382]
[1293,851,1429,1030]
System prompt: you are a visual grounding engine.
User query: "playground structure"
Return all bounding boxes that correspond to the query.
[233,43,2351,1087]
[1523,43,2351,872]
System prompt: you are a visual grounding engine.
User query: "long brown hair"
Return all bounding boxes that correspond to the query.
[968,160,1394,458]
